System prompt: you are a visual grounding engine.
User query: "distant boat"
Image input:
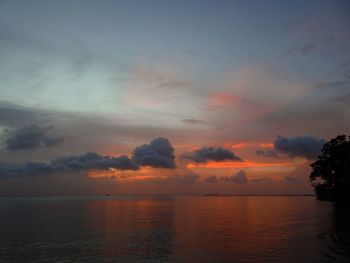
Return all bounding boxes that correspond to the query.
[204,193,219,196]
[105,194,111,196]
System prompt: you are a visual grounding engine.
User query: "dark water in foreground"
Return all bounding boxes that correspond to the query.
[0,196,349,263]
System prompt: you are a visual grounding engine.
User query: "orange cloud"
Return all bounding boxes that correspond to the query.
[187,161,292,170]
[260,143,274,148]
[224,142,274,149]
[87,166,176,182]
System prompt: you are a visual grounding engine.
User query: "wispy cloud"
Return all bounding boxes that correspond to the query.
[284,43,317,55]
[255,149,279,158]
[182,118,206,125]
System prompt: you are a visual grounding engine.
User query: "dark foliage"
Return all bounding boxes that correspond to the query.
[310,135,350,203]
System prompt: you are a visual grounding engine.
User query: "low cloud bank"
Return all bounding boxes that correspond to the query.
[0,137,175,177]
[182,147,242,163]
[204,170,248,184]
[0,152,138,178]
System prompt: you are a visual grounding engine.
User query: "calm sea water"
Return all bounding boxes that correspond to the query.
[0,196,349,263]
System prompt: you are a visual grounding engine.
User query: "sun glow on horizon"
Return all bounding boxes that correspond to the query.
[186,160,294,172]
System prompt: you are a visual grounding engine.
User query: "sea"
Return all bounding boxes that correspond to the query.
[0,196,349,262]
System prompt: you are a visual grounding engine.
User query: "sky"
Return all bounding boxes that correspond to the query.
[0,0,349,195]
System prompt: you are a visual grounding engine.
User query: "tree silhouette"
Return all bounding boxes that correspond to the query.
[310,135,350,203]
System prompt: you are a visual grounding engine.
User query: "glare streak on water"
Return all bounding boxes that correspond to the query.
[0,196,349,263]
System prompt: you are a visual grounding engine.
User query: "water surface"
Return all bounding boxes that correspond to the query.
[0,196,349,262]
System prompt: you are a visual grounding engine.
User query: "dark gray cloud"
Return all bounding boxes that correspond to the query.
[182,118,206,125]
[255,149,279,158]
[0,101,203,164]
[0,101,48,128]
[0,162,53,178]
[182,147,242,163]
[0,137,177,177]
[273,135,325,160]
[0,152,139,178]
[4,124,63,151]
[51,152,139,172]
[231,170,248,184]
[204,175,218,183]
[132,137,176,169]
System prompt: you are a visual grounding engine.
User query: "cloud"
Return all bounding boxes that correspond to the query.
[51,152,139,171]
[4,124,63,151]
[0,152,139,178]
[0,137,177,177]
[0,101,200,164]
[231,170,248,184]
[285,43,317,55]
[182,118,206,125]
[273,135,325,160]
[0,162,53,178]
[130,67,187,89]
[255,149,279,158]
[132,137,176,169]
[260,84,350,137]
[219,170,248,184]
[121,66,188,109]
[0,101,49,128]
[182,147,242,163]
[204,175,218,183]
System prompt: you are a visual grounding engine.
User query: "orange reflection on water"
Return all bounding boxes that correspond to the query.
[83,196,322,262]
[172,196,310,262]
[85,197,176,259]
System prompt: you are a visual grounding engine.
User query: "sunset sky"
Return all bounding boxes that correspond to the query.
[0,0,349,195]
